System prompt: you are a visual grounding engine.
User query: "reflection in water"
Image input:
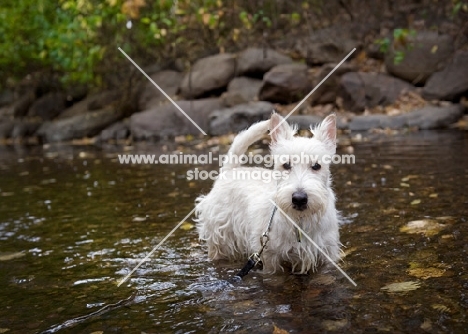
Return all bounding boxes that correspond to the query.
[0,130,467,332]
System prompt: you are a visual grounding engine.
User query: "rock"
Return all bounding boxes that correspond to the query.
[379,114,409,130]
[27,92,66,120]
[179,54,236,99]
[349,104,464,131]
[294,26,359,65]
[64,84,88,104]
[423,50,468,101]
[385,31,454,84]
[56,99,89,119]
[340,72,415,112]
[0,120,15,139]
[87,90,121,110]
[208,101,274,135]
[0,90,14,108]
[12,92,36,118]
[221,77,263,107]
[310,62,356,105]
[0,119,39,139]
[138,70,183,110]
[349,115,394,131]
[236,47,292,76]
[0,106,14,118]
[99,120,130,141]
[15,71,60,97]
[336,117,350,130]
[37,106,123,143]
[366,42,385,60]
[131,105,181,140]
[287,115,322,130]
[259,63,312,104]
[405,104,465,129]
[142,63,162,76]
[130,98,222,140]
[11,120,41,139]
[58,89,130,120]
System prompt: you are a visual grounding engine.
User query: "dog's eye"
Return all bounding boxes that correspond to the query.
[311,162,321,171]
[283,162,291,170]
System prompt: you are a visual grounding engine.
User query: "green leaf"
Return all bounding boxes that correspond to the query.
[393,28,405,39]
[394,50,405,65]
[239,11,248,21]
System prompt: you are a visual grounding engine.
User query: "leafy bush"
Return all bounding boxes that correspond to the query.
[0,0,313,90]
[374,1,465,65]
[2,0,462,90]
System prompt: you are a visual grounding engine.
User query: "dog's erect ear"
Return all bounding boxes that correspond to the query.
[269,112,293,143]
[311,114,336,153]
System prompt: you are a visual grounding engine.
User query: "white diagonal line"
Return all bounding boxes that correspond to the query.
[117,206,197,287]
[271,48,356,134]
[118,47,207,135]
[268,199,357,286]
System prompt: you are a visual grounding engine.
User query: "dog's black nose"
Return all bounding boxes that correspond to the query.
[292,191,308,210]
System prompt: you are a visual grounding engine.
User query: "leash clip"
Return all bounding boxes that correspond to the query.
[249,252,262,265]
[234,205,278,279]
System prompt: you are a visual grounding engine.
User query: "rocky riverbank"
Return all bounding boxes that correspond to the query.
[1,26,467,145]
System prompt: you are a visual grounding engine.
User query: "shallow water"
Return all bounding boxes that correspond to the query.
[0,130,467,333]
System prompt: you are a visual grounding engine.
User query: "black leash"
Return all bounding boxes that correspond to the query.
[235,257,257,278]
[235,206,277,278]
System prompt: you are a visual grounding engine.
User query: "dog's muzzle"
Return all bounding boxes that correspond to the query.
[292,191,308,211]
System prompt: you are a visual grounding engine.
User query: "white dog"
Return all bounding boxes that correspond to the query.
[195,113,341,274]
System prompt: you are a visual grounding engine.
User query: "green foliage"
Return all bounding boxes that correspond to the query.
[451,0,467,16]
[290,12,301,25]
[375,0,463,67]
[375,28,417,65]
[0,1,51,78]
[239,10,273,30]
[392,28,416,65]
[1,0,304,89]
[393,28,416,42]
[0,0,125,86]
[393,51,406,65]
[375,37,391,54]
[1,1,464,90]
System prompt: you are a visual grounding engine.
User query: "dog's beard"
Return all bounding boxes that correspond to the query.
[274,181,328,220]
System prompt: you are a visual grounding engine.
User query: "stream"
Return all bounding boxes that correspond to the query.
[0,130,467,333]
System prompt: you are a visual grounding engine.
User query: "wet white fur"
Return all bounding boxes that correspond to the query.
[195,114,341,274]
